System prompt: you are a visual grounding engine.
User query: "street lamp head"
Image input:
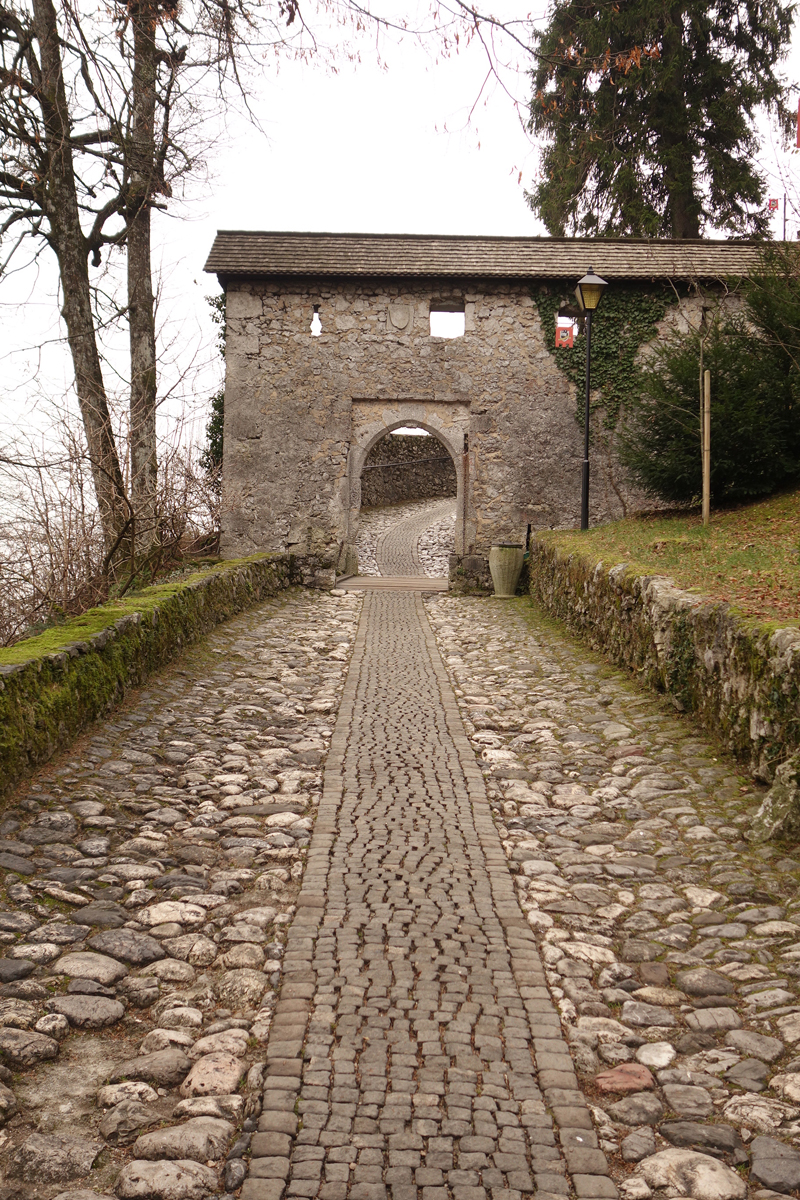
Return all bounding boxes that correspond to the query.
[576,267,608,312]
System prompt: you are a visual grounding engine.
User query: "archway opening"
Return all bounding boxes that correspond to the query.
[361,427,456,508]
[356,425,457,577]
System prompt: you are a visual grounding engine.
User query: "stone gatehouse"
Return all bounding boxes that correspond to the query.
[204,232,757,578]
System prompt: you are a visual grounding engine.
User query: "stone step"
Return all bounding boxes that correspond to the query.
[336,575,449,591]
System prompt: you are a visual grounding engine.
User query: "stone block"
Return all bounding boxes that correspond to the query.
[240,1184,287,1200]
[251,1131,293,1157]
[250,1158,292,1179]
[572,1176,619,1199]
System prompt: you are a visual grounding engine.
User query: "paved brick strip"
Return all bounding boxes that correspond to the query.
[245,590,617,1200]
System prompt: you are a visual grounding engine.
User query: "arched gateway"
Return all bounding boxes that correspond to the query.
[205,231,759,586]
[348,404,470,576]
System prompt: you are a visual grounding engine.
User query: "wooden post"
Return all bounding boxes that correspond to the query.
[702,369,711,526]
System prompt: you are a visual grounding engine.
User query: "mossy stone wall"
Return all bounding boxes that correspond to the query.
[528,539,800,780]
[0,553,327,798]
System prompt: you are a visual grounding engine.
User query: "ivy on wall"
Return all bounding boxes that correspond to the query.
[532,283,678,432]
[200,293,227,486]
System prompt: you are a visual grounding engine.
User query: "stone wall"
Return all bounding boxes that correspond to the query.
[528,538,800,780]
[448,553,494,595]
[0,553,331,798]
[360,434,457,507]
[222,279,653,573]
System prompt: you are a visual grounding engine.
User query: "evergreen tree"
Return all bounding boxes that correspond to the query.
[744,242,800,368]
[200,390,225,484]
[620,320,800,503]
[621,247,800,503]
[528,0,794,239]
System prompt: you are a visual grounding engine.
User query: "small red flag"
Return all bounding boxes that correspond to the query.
[555,326,574,349]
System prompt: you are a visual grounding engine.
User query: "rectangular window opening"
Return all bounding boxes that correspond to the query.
[430,304,465,339]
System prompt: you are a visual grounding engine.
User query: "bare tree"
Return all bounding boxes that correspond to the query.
[0,0,306,557]
[0,409,222,645]
[1,0,648,572]
[3,0,129,548]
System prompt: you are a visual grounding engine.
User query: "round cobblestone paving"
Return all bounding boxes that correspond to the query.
[0,509,797,1200]
[356,500,455,578]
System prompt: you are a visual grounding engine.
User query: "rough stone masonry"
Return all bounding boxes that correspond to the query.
[359,435,455,510]
[204,232,758,580]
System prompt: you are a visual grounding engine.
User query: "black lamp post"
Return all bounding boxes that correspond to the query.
[575,267,608,531]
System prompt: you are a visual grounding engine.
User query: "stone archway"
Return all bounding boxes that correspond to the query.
[344,400,471,575]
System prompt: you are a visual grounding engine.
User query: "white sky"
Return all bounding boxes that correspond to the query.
[2,5,799,453]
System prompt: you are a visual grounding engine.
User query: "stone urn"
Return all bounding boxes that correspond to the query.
[489,543,524,598]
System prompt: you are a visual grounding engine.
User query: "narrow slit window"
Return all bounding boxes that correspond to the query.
[311,306,322,336]
[429,306,465,339]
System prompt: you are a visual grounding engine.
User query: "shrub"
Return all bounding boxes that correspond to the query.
[621,311,800,505]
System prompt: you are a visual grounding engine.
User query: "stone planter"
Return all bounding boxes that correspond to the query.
[489,544,524,598]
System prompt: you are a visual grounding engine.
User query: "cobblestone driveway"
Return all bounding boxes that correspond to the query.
[424,597,800,1200]
[356,501,455,578]
[1,541,800,1200]
[261,591,603,1200]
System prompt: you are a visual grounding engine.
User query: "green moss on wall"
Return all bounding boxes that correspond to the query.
[532,283,675,432]
[0,552,324,798]
[0,557,273,666]
[527,538,800,780]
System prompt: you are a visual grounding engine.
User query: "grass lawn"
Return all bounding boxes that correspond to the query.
[537,487,800,627]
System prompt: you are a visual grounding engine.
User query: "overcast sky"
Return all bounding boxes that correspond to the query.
[2,5,799,450]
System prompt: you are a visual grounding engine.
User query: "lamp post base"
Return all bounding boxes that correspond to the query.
[580,460,590,531]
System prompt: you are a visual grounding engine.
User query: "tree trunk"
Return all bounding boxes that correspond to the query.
[668,181,702,240]
[31,0,128,553]
[656,4,701,239]
[128,1,159,554]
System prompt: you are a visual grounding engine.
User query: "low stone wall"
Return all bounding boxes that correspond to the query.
[528,539,800,780]
[360,434,456,507]
[448,552,493,595]
[0,553,332,798]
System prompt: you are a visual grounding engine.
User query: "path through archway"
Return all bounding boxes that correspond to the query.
[344,402,471,582]
[357,497,456,576]
[355,427,456,578]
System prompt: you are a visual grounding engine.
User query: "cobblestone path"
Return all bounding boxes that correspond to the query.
[0,589,364,1200]
[260,591,606,1200]
[356,501,455,578]
[1,581,800,1200]
[426,597,800,1200]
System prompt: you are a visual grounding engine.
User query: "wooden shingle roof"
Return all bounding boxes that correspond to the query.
[204,230,762,281]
